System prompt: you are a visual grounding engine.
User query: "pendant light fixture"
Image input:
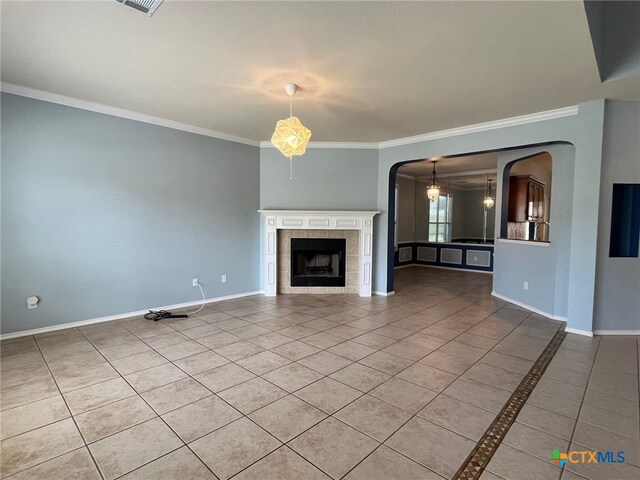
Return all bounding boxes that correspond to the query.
[426,160,441,202]
[483,177,495,209]
[271,83,312,179]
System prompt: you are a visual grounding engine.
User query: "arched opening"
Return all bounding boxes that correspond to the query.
[386,143,568,295]
[500,152,552,242]
[387,152,498,293]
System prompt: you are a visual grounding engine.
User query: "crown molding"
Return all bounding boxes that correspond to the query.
[377,106,579,149]
[0,83,260,147]
[260,141,377,149]
[2,83,578,150]
[395,173,416,180]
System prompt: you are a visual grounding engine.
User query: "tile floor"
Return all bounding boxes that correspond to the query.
[1,267,638,479]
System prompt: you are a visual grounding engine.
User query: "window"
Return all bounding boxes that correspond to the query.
[428,194,452,242]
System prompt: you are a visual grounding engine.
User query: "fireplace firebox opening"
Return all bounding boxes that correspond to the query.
[291,238,346,287]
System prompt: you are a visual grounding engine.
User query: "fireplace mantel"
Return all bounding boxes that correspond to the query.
[259,210,380,297]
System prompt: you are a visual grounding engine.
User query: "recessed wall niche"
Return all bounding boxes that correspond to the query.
[501,152,552,242]
[609,183,640,257]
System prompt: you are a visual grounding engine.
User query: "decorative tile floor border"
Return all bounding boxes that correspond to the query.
[453,327,568,480]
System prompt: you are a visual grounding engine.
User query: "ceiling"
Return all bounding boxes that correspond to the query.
[398,153,498,178]
[2,1,639,142]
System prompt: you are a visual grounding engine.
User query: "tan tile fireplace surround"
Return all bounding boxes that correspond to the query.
[259,211,380,297]
[278,229,359,294]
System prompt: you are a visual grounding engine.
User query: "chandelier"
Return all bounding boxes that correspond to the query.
[483,177,495,209]
[271,83,311,179]
[426,160,441,202]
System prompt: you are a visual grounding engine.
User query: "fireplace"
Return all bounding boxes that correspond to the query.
[259,210,379,296]
[291,238,346,287]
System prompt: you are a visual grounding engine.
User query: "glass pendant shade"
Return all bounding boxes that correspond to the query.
[271,116,311,157]
[426,160,441,202]
[483,196,495,209]
[483,177,495,209]
[427,185,440,202]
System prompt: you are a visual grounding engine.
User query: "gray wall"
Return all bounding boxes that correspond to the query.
[594,100,640,331]
[450,188,495,240]
[414,181,428,241]
[493,145,575,318]
[377,104,606,333]
[260,148,378,210]
[396,176,415,242]
[1,93,261,334]
[584,0,640,82]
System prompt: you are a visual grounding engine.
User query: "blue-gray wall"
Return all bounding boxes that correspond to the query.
[396,176,416,242]
[584,1,640,82]
[493,145,575,319]
[260,148,378,210]
[377,105,607,333]
[2,93,632,336]
[594,100,640,331]
[1,93,261,334]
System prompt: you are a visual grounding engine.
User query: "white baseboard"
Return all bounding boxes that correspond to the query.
[565,327,594,337]
[491,291,568,322]
[393,264,415,270]
[593,330,640,336]
[402,264,493,275]
[0,290,265,340]
[373,291,395,296]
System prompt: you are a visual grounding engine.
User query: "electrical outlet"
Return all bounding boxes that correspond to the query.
[523,281,529,291]
[192,277,198,287]
[221,274,227,284]
[27,296,39,310]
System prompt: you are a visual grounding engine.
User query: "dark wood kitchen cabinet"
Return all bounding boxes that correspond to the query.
[508,175,545,222]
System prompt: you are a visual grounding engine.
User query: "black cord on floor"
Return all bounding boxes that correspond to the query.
[144,310,189,321]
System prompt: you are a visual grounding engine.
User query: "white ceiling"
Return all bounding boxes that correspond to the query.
[398,152,498,178]
[2,1,639,142]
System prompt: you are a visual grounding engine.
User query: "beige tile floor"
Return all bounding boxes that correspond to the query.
[1,267,638,480]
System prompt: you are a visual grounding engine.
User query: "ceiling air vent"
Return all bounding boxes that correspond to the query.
[114,0,164,17]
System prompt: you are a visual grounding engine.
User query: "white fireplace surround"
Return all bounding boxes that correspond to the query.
[259,210,380,297]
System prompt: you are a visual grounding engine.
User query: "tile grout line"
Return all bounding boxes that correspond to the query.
[235,281,506,480]
[3,272,556,479]
[452,327,568,480]
[564,335,601,456]
[338,309,539,479]
[2,279,495,471]
[202,278,502,479]
[75,326,224,480]
[29,336,106,480]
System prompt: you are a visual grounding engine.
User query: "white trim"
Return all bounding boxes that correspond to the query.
[399,264,493,274]
[496,238,550,247]
[566,327,594,337]
[396,173,417,180]
[0,290,264,340]
[373,291,395,296]
[260,141,377,150]
[491,291,568,322]
[414,169,498,181]
[393,264,416,270]
[259,210,379,297]
[1,83,260,147]
[593,330,640,336]
[378,106,579,149]
[2,83,577,150]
